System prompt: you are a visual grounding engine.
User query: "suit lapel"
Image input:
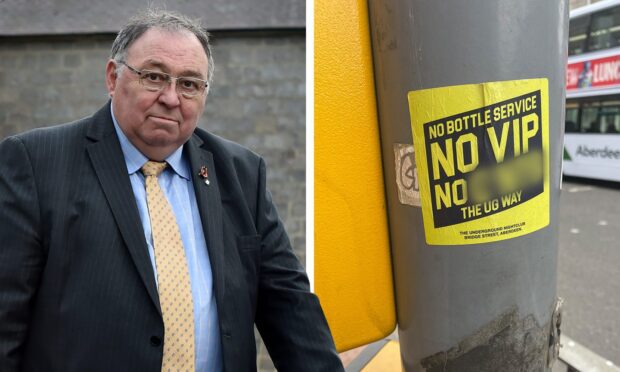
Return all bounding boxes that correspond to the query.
[186,135,226,301]
[85,104,161,313]
[83,104,226,318]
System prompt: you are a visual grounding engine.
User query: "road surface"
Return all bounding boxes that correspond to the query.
[558,177,620,365]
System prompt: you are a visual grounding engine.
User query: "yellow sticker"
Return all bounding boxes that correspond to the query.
[408,79,549,245]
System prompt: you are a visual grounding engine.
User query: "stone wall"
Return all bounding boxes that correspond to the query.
[0,0,304,35]
[0,31,305,371]
[569,0,605,10]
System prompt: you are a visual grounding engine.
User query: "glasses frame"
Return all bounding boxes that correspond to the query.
[117,60,208,98]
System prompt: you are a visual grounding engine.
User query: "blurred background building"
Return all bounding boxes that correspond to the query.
[571,0,606,8]
[0,1,305,370]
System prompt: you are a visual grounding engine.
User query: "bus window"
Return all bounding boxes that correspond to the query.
[603,118,619,132]
[569,16,590,55]
[581,105,601,133]
[612,113,620,133]
[565,105,580,132]
[588,7,620,52]
[601,101,620,133]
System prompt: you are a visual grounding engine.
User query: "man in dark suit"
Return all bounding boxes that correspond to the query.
[0,10,343,372]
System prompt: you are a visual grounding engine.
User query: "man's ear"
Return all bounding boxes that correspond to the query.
[105,59,118,97]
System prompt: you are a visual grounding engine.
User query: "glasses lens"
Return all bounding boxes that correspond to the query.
[177,77,204,97]
[140,71,167,91]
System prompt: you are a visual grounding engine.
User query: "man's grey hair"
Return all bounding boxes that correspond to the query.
[111,9,214,88]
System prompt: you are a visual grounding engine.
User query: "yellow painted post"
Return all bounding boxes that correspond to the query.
[314,0,396,352]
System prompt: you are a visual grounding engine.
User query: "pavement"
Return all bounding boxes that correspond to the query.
[558,177,620,366]
[342,334,620,371]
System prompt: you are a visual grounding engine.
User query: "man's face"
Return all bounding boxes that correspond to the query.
[106,27,209,161]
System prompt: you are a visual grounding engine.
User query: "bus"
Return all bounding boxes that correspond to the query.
[565,0,620,181]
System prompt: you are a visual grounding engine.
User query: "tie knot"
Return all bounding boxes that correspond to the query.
[141,161,168,177]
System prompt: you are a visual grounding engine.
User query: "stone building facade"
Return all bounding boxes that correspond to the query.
[0,2,305,371]
[570,0,606,9]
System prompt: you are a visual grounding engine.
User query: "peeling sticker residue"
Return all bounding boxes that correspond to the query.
[547,297,563,367]
[394,143,421,207]
[419,304,557,372]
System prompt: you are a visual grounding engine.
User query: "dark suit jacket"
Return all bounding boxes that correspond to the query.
[0,103,343,372]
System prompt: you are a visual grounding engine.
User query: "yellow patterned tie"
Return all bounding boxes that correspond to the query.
[141,161,195,372]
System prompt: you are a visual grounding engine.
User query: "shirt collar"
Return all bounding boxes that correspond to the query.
[110,104,190,180]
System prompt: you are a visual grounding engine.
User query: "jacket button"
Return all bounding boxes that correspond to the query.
[150,336,162,347]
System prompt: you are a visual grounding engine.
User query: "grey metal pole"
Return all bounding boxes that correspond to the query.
[367,0,568,370]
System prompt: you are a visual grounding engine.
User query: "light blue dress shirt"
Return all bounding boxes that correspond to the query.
[111,105,222,371]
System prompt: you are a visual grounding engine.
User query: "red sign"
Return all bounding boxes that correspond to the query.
[566,54,620,91]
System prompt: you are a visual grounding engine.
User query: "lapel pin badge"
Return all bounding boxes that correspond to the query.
[199,165,210,185]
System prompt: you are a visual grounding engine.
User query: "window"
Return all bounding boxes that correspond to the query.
[588,7,620,52]
[581,103,601,133]
[567,97,620,134]
[569,16,590,55]
[600,100,620,133]
[565,103,580,132]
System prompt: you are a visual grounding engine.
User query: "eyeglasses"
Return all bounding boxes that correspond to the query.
[117,61,208,98]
